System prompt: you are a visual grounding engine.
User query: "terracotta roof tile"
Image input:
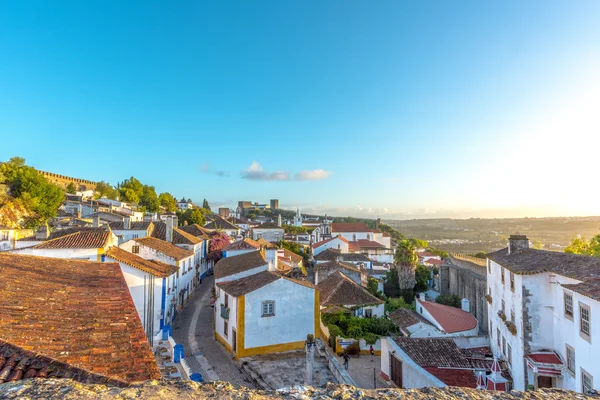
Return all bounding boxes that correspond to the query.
[225,238,261,251]
[214,251,268,279]
[417,299,477,333]
[255,222,283,229]
[216,271,280,297]
[33,229,112,249]
[106,247,178,277]
[281,248,303,264]
[389,308,433,331]
[108,221,153,231]
[0,253,161,382]
[355,239,386,249]
[257,238,277,249]
[134,237,193,261]
[151,222,202,245]
[204,216,240,231]
[0,340,127,386]
[316,260,362,274]
[317,271,383,306]
[392,337,472,369]
[312,235,349,249]
[177,224,212,239]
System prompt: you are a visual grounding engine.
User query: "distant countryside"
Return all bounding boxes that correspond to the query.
[385,216,600,253]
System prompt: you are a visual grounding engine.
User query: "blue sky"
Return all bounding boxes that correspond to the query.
[1,1,599,219]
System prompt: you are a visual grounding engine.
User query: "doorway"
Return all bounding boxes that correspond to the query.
[232,328,237,353]
[391,355,403,387]
[538,375,553,388]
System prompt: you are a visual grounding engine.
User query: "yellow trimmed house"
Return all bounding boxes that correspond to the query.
[214,269,319,359]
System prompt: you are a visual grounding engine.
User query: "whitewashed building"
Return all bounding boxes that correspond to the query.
[251,222,284,243]
[109,218,154,244]
[312,235,349,256]
[318,271,384,318]
[214,269,318,358]
[414,294,479,337]
[487,235,600,393]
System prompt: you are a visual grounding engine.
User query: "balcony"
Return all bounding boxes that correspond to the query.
[220,304,230,320]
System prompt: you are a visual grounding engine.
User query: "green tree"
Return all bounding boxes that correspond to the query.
[565,235,600,258]
[66,182,77,194]
[0,157,64,227]
[139,185,160,212]
[158,192,177,212]
[202,198,211,211]
[118,177,144,204]
[94,181,119,200]
[385,297,412,313]
[409,238,429,249]
[395,240,418,266]
[415,265,430,292]
[435,294,462,308]
[177,208,206,226]
[473,252,487,259]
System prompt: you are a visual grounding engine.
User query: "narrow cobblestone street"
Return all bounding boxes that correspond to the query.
[171,275,257,388]
[341,354,387,389]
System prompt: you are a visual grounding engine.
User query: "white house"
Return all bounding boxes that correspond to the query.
[214,250,270,284]
[414,294,479,337]
[312,235,349,256]
[486,234,600,393]
[214,270,319,358]
[109,218,154,244]
[177,200,193,210]
[318,271,384,318]
[0,226,33,251]
[204,216,242,238]
[11,226,116,261]
[251,222,284,243]
[120,236,195,310]
[104,246,178,339]
[223,238,262,258]
[314,260,367,286]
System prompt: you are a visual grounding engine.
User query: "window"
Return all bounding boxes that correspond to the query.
[580,303,591,341]
[1,231,8,241]
[502,336,506,356]
[511,310,515,323]
[365,308,373,318]
[224,294,228,308]
[133,234,139,239]
[566,345,576,376]
[582,368,593,394]
[507,344,512,365]
[497,328,501,348]
[501,268,505,285]
[132,245,140,254]
[510,272,515,292]
[262,300,275,317]
[224,320,228,337]
[564,292,574,320]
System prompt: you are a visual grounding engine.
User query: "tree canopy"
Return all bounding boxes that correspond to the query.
[415,265,430,292]
[177,208,206,226]
[118,177,144,204]
[138,184,160,212]
[94,181,119,200]
[202,199,211,211]
[158,192,177,212]
[66,182,77,194]
[565,235,600,258]
[208,231,230,262]
[0,157,64,227]
[395,240,418,266]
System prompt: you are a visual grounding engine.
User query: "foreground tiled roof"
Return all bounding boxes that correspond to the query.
[417,299,477,333]
[151,221,202,245]
[134,237,193,260]
[331,222,370,233]
[33,229,112,249]
[0,340,126,386]
[391,337,472,369]
[318,271,383,307]
[214,250,268,279]
[106,247,178,277]
[108,221,153,231]
[0,253,161,382]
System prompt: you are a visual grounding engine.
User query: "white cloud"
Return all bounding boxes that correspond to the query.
[294,169,332,181]
[241,161,290,181]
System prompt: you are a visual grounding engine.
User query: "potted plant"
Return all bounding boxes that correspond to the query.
[505,320,517,335]
[485,294,492,304]
[498,310,507,321]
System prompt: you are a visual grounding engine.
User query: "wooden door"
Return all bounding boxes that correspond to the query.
[391,355,403,388]
[538,376,553,388]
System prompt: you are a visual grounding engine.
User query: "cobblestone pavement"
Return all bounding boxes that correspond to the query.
[171,275,256,388]
[341,354,387,389]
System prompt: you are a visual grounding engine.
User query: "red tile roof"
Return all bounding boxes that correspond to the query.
[0,253,161,382]
[526,352,563,365]
[33,229,112,249]
[134,237,193,261]
[318,271,383,307]
[214,250,268,279]
[0,340,127,386]
[177,224,212,239]
[312,235,349,249]
[355,239,386,249]
[225,238,261,251]
[331,222,370,233]
[151,222,203,245]
[256,238,277,249]
[348,242,360,252]
[424,367,477,388]
[281,248,303,264]
[106,247,178,277]
[426,258,444,266]
[417,299,477,333]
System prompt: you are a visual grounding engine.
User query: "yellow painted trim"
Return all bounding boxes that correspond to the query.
[237,295,245,357]
[97,247,105,262]
[236,340,307,358]
[314,290,320,338]
[215,331,233,353]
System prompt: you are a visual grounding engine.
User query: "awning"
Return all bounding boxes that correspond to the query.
[526,352,564,376]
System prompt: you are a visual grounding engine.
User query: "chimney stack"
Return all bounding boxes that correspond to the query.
[508,235,529,254]
[173,216,179,228]
[277,214,282,227]
[419,292,426,302]
[461,298,470,313]
[36,225,50,240]
[123,217,131,230]
[92,215,100,228]
[166,217,174,243]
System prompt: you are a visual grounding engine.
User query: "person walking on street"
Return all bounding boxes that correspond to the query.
[343,352,350,370]
[370,345,375,362]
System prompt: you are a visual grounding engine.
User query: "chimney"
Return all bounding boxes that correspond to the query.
[92,215,100,228]
[419,292,426,302]
[123,217,131,230]
[173,216,179,228]
[166,217,174,243]
[36,225,50,240]
[508,235,529,254]
[277,214,282,227]
[461,298,470,313]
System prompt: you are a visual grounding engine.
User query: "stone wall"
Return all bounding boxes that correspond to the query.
[38,170,97,191]
[440,255,488,334]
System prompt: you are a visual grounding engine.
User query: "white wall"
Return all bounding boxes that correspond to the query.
[380,337,446,388]
[11,247,101,261]
[224,248,256,258]
[313,237,349,256]
[214,287,238,351]
[112,229,148,244]
[416,298,479,337]
[244,278,315,349]
[215,264,269,284]
[252,228,284,242]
